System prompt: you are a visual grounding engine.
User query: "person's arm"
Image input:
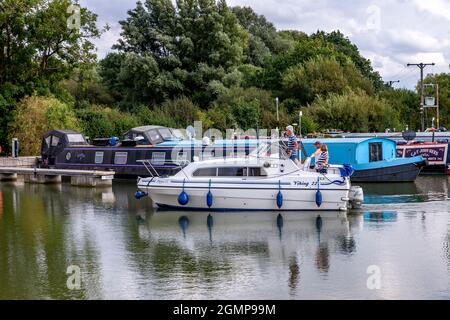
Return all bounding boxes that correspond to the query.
[311,149,319,158]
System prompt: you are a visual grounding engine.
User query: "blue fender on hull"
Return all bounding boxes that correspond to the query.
[178,191,189,206]
[134,191,148,200]
[316,177,323,207]
[276,180,283,209]
[207,191,213,208]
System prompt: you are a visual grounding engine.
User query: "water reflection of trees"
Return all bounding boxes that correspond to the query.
[0,183,97,299]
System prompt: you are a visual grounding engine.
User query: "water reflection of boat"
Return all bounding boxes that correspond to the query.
[363,211,397,222]
[144,210,349,247]
[361,176,449,204]
[140,210,353,283]
[137,142,363,211]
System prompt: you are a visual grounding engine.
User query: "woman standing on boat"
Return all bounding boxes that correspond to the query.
[314,144,329,173]
[285,125,299,162]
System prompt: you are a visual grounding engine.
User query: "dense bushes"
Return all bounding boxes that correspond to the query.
[9,96,80,155]
[75,107,140,140]
[307,90,401,132]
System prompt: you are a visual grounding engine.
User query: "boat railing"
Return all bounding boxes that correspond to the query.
[137,159,190,179]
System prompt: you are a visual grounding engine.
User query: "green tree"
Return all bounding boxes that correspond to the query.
[76,106,140,140]
[257,36,348,95]
[9,95,80,155]
[311,30,384,90]
[0,0,99,147]
[212,86,291,130]
[102,0,248,107]
[307,90,401,132]
[231,6,289,65]
[423,73,450,129]
[378,88,420,130]
[283,56,373,105]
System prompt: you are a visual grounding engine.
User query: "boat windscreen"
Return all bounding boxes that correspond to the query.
[251,141,289,159]
[171,129,186,140]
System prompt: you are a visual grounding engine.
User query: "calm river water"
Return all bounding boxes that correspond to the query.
[0,176,450,300]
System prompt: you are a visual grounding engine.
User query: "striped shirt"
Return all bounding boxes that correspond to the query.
[287,134,297,152]
[316,151,329,167]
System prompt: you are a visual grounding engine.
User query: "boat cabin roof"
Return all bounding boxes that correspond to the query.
[42,130,89,146]
[128,125,166,133]
[302,137,390,144]
[302,137,397,164]
[123,126,185,145]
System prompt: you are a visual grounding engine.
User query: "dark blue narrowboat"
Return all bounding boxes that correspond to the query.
[42,126,258,178]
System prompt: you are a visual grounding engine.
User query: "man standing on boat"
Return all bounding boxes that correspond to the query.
[285,125,299,163]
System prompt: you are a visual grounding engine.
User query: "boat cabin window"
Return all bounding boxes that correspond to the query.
[369,142,383,162]
[148,130,163,144]
[45,136,51,148]
[193,168,218,177]
[151,152,166,165]
[176,151,187,163]
[114,152,128,165]
[172,129,185,140]
[159,128,174,140]
[123,132,150,145]
[66,134,86,144]
[193,167,266,177]
[218,167,246,177]
[248,167,265,176]
[51,136,60,147]
[134,135,147,144]
[95,152,104,164]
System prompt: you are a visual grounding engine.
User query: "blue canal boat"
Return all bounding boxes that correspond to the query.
[302,138,426,182]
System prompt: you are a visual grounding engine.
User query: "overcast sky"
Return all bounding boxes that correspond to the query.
[80,0,450,89]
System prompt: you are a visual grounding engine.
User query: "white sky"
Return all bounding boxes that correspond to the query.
[80,0,450,89]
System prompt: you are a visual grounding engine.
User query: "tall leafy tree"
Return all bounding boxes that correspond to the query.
[103,0,248,107]
[231,6,289,65]
[423,73,450,129]
[311,31,384,91]
[283,56,373,105]
[0,0,99,148]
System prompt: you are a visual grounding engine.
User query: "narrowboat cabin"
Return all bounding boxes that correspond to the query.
[302,138,426,182]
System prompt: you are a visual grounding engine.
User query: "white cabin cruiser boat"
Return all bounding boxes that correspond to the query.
[136,142,363,211]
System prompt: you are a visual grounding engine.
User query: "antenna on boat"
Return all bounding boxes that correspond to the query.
[256,125,260,159]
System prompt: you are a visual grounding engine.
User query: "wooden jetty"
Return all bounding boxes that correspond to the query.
[0,156,37,168]
[0,167,115,187]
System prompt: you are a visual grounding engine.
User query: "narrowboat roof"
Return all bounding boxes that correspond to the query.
[302,137,394,144]
[44,129,81,135]
[127,126,166,133]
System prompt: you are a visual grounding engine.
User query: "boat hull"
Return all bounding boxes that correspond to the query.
[140,185,350,211]
[396,142,450,176]
[351,162,423,182]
